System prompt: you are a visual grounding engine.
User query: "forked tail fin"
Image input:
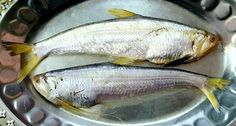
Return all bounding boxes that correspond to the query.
[200,78,231,112]
[207,78,231,90]
[1,42,42,83]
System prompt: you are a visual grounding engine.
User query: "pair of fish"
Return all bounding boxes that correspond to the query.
[1,9,228,114]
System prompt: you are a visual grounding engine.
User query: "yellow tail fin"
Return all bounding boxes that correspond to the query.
[1,42,42,83]
[200,78,230,112]
[200,88,219,112]
[2,42,32,55]
[207,78,231,90]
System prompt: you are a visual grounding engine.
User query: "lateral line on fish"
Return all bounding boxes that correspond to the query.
[38,63,210,77]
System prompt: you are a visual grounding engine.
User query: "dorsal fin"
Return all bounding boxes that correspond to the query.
[108,8,138,18]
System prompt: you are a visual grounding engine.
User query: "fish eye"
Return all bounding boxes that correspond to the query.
[209,36,216,43]
[33,76,41,84]
[35,79,40,83]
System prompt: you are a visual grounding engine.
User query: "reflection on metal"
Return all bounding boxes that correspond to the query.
[225,46,236,76]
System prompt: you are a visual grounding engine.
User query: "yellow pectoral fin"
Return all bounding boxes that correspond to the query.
[112,57,137,65]
[108,8,138,18]
[56,99,103,118]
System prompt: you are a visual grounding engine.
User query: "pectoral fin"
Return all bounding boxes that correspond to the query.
[56,99,103,118]
[108,8,138,18]
[112,57,137,65]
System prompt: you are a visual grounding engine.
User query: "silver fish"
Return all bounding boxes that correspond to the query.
[2,9,220,83]
[32,64,229,112]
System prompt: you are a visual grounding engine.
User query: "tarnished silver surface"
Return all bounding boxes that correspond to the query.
[0,0,236,126]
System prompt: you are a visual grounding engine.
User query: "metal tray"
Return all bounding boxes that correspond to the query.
[0,0,236,125]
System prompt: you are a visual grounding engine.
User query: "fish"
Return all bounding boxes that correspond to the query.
[1,8,220,83]
[32,64,230,114]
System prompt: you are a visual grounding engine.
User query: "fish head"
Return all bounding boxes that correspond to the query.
[32,73,62,98]
[32,74,50,98]
[191,31,220,60]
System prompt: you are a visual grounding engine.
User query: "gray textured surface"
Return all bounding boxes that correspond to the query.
[42,118,61,126]
[25,108,46,124]
[13,96,34,113]
[226,16,236,32]
[200,0,218,10]
[214,1,231,19]
[3,84,22,99]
